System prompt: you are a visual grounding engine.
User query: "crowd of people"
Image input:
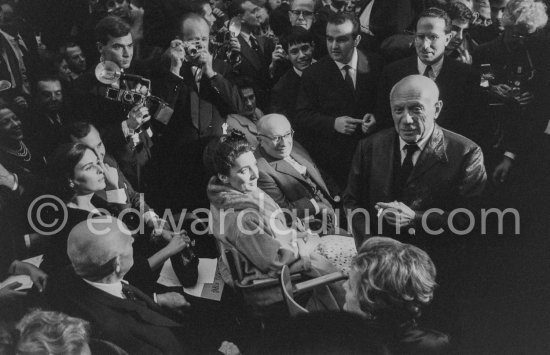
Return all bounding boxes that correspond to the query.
[0,0,549,353]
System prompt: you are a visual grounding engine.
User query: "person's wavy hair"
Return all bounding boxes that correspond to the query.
[47,143,96,202]
[15,309,90,355]
[502,0,548,32]
[350,237,437,319]
[205,130,254,176]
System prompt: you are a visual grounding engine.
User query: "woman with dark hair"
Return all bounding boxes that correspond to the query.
[343,237,450,354]
[40,143,193,295]
[207,131,347,310]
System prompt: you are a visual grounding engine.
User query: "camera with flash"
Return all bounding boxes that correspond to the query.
[95,61,174,124]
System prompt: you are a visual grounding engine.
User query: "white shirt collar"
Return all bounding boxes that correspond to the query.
[334,48,358,71]
[83,278,125,299]
[398,125,434,155]
[240,32,255,47]
[417,56,444,79]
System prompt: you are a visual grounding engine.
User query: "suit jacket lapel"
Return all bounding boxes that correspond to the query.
[239,35,262,71]
[74,274,181,328]
[372,130,396,199]
[355,50,371,102]
[408,126,448,184]
[290,147,330,196]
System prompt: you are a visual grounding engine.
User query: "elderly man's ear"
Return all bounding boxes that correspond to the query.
[113,257,122,274]
[434,100,443,119]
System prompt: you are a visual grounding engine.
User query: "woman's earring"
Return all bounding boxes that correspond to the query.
[69,181,75,189]
[115,264,121,274]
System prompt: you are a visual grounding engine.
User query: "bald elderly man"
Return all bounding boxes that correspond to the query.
[44,217,195,354]
[255,114,341,234]
[344,75,486,248]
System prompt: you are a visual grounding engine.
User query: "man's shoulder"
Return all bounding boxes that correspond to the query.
[103,154,120,168]
[443,56,475,74]
[303,56,334,74]
[384,55,417,72]
[440,126,481,152]
[273,69,299,90]
[361,128,396,146]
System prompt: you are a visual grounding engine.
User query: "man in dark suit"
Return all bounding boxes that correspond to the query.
[71,16,153,190]
[228,0,276,110]
[28,76,73,158]
[45,217,195,355]
[151,13,243,210]
[376,7,481,140]
[344,75,486,249]
[255,114,340,234]
[270,26,315,121]
[295,12,382,188]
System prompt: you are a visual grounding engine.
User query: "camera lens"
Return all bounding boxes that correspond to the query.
[123,92,134,104]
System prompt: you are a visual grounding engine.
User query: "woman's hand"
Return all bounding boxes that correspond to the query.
[26,264,48,293]
[163,231,190,256]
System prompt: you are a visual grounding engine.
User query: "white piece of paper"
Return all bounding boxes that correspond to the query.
[157,258,217,287]
[0,275,32,291]
[0,255,44,291]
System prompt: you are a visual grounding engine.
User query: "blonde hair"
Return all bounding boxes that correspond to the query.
[16,309,90,355]
[502,0,548,32]
[350,237,437,318]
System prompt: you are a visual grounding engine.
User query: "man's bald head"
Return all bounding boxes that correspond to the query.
[257,114,294,159]
[389,75,443,143]
[68,216,134,282]
[390,75,440,104]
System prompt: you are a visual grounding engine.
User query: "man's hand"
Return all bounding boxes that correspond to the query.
[156,292,191,311]
[376,201,416,228]
[229,36,241,53]
[0,163,16,189]
[271,44,287,64]
[334,116,362,135]
[513,91,534,106]
[167,39,186,76]
[493,156,514,183]
[13,96,28,109]
[361,113,376,134]
[98,160,119,189]
[0,282,26,302]
[196,47,215,77]
[126,105,151,130]
[212,7,226,19]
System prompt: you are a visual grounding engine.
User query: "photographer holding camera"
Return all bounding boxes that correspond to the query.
[150,12,244,211]
[71,15,154,190]
[473,0,549,185]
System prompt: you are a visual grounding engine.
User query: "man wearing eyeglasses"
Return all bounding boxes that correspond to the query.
[295,12,382,189]
[255,114,340,234]
[376,7,481,141]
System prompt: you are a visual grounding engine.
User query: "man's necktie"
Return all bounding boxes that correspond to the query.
[122,283,148,307]
[399,144,419,186]
[423,65,432,78]
[250,36,261,55]
[343,65,355,92]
